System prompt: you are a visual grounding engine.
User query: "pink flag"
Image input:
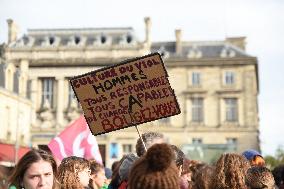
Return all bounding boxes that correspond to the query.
[48,116,102,163]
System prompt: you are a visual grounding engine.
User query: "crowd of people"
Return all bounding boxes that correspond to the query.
[5,131,284,189]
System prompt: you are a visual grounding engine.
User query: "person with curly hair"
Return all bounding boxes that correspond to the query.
[210,153,250,189]
[9,149,59,189]
[246,166,275,189]
[194,165,215,189]
[57,156,90,189]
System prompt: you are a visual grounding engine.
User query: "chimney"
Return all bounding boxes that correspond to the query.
[7,19,19,44]
[226,37,246,51]
[144,17,151,46]
[175,29,182,55]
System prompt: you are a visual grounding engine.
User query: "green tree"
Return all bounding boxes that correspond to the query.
[264,145,284,169]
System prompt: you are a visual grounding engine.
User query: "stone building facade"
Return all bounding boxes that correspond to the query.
[2,17,259,166]
[0,43,33,165]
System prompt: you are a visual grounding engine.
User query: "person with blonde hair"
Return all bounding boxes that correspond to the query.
[57,156,90,189]
[211,153,250,189]
[9,149,59,189]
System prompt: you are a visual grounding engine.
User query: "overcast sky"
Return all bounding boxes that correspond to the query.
[1,0,283,156]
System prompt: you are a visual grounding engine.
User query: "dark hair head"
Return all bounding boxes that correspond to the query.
[194,165,215,189]
[145,143,174,171]
[128,143,179,189]
[9,149,58,189]
[272,165,284,188]
[89,160,104,175]
[136,132,164,157]
[57,156,90,189]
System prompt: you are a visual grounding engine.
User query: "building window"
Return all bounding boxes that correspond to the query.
[122,144,132,154]
[68,83,77,106]
[225,98,238,122]
[7,131,11,141]
[41,78,54,107]
[192,98,203,122]
[224,71,235,85]
[5,106,11,141]
[226,138,237,145]
[226,138,237,150]
[26,79,31,99]
[159,117,170,125]
[192,138,202,145]
[192,72,201,86]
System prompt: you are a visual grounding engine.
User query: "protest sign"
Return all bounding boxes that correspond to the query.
[70,53,180,135]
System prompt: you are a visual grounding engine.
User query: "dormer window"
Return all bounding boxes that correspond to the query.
[126,35,132,43]
[158,46,169,59]
[23,35,29,45]
[101,35,107,44]
[220,45,236,58]
[49,36,55,45]
[187,45,202,58]
[74,36,80,45]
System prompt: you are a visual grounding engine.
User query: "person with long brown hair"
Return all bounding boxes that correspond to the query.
[193,165,215,189]
[9,149,59,189]
[89,160,107,189]
[57,156,90,189]
[210,153,250,189]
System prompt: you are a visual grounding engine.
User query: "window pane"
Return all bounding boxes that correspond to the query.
[192,72,200,86]
[159,117,170,124]
[26,79,31,99]
[226,138,237,144]
[192,98,203,122]
[122,144,132,154]
[68,83,77,106]
[41,78,54,107]
[225,72,235,85]
[192,138,202,144]
[225,98,238,122]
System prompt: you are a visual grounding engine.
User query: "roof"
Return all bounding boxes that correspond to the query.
[151,41,250,59]
[9,27,139,48]
[8,27,252,58]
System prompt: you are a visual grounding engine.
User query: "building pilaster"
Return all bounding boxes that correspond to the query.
[30,76,38,125]
[19,59,29,97]
[56,76,65,127]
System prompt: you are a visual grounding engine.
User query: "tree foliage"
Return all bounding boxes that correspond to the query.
[264,145,284,169]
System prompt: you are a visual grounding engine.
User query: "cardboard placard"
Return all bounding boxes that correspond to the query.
[70,53,181,135]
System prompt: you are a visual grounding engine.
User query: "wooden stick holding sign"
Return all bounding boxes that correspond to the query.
[70,53,181,137]
[127,107,147,153]
[135,125,147,152]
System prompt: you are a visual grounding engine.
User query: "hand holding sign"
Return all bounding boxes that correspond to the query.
[70,53,180,135]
